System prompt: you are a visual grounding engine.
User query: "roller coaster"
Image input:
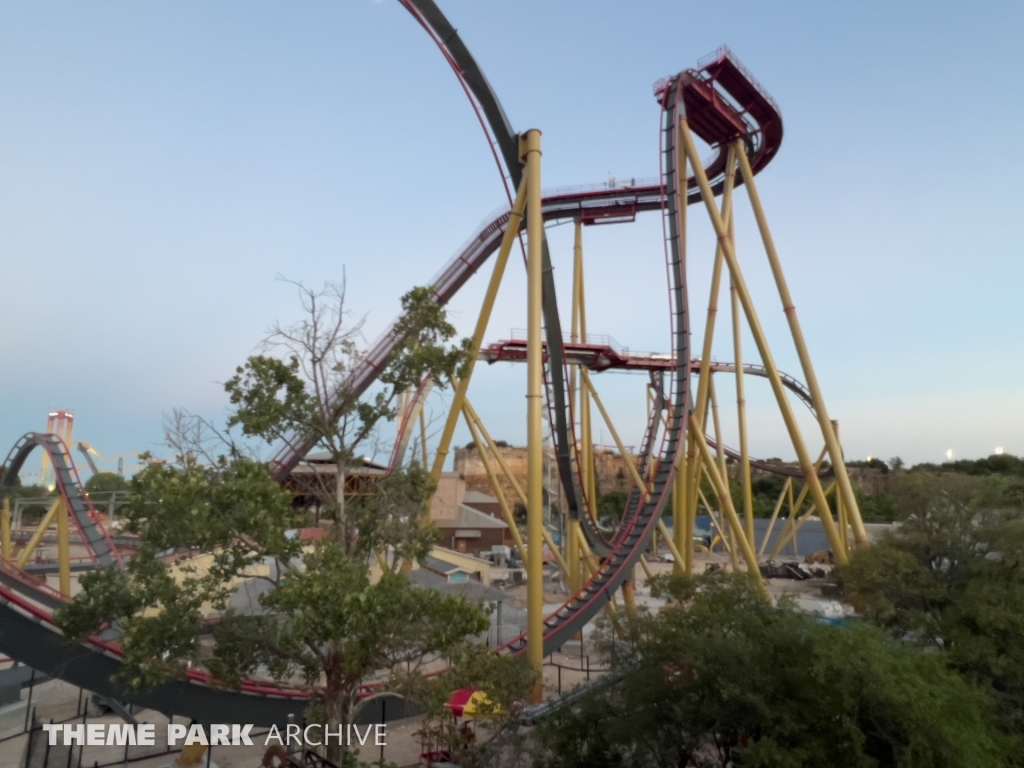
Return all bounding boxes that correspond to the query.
[0,0,866,725]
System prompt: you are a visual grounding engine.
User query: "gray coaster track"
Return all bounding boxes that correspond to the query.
[1,433,120,568]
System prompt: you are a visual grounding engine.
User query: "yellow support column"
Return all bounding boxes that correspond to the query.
[567,218,583,593]
[684,146,737,559]
[680,128,848,564]
[570,219,583,420]
[430,177,529,482]
[700,484,739,572]
[57,500,71,597]
[463,399,568,575]
[708,376,729,483]
[1,498,11,560]
[462,410,527,558]
[734,146,868,548]
[621,580,637,614]
[833,420,850,555]
[522,129,545,702]
[656,519,686,565]
[690,428,762,583]
[770,482,837,558]
[566,513,580,593]
[758,478,792,557]
[16,499,63,569]
[675,445,689,574]
[731,273,755,546]
[419,407,429,468]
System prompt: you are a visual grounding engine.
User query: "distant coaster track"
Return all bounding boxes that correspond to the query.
[0,433,121,568]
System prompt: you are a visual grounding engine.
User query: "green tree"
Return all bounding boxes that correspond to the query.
[751,474,788,518]
[534,574,1013,768]
[60,280,530,766]
[84,472,129,494]
[5,477,52,499]
[839,471,1024,738]
[223,281,470,557]
[596,489,628,528]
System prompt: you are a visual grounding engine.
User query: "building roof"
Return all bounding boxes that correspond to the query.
[434,504,508,530]
[422,555,472,576]
[463,490,499,505]
[297,453,389,472]
[410,567,513,605]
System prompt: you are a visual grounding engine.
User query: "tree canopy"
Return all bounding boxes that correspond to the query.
[534,574,1014,768]
[84,471,129,494]
[839,471,1024,739]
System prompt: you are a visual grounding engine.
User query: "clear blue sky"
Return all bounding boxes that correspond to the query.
[1,1,1022,476]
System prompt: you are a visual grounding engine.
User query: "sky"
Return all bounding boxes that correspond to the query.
[1,1,1023,479]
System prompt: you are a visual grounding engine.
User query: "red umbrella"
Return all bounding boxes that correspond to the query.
[444,688,478,719]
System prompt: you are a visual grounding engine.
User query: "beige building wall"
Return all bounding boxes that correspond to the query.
[429,473,466,522]
[454,445,636,507]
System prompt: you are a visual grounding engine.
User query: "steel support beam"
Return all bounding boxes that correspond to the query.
[734,146,868,547]
[522,130,545,701]
[430,176,528,482]
[681,128,848,564]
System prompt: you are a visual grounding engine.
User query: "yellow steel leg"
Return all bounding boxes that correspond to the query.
[770,482,837,557]
[690,427,762,583]
[57,500,71,597]
[732,274,755,546]
[583,372,687,568]
[674,449,687,574]
[566,514,580,593]
[430,175,529,482]
[703,508,734,558]
[838,488,849,554]
[700,486,739,571]
[765,449,827,559]
[576,525,601,578]
[656,519,685,566]
[582,383,597,519]
[684,146,737,563]
[1,498,11,560]
[758,478,792,557]
[583,372,648,504]
[174,742,209,768]
[734,146,868,548]
[522,130,545,701]
[708,376,729,486]
[16,499,63,570]
[570,219,583,417]
[680,127,848,565]
[833,420,850,555]
[419,407,429,469]
[568,217,584,592]
[638,554,654,581]
[463,399,568,575]
[575,221,598,521]
[462,409,527,558]
[621,580,637,614]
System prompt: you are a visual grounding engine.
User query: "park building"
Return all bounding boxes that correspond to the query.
[429,473,512,558]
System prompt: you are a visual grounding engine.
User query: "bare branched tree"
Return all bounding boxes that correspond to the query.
[224,277,469,555]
